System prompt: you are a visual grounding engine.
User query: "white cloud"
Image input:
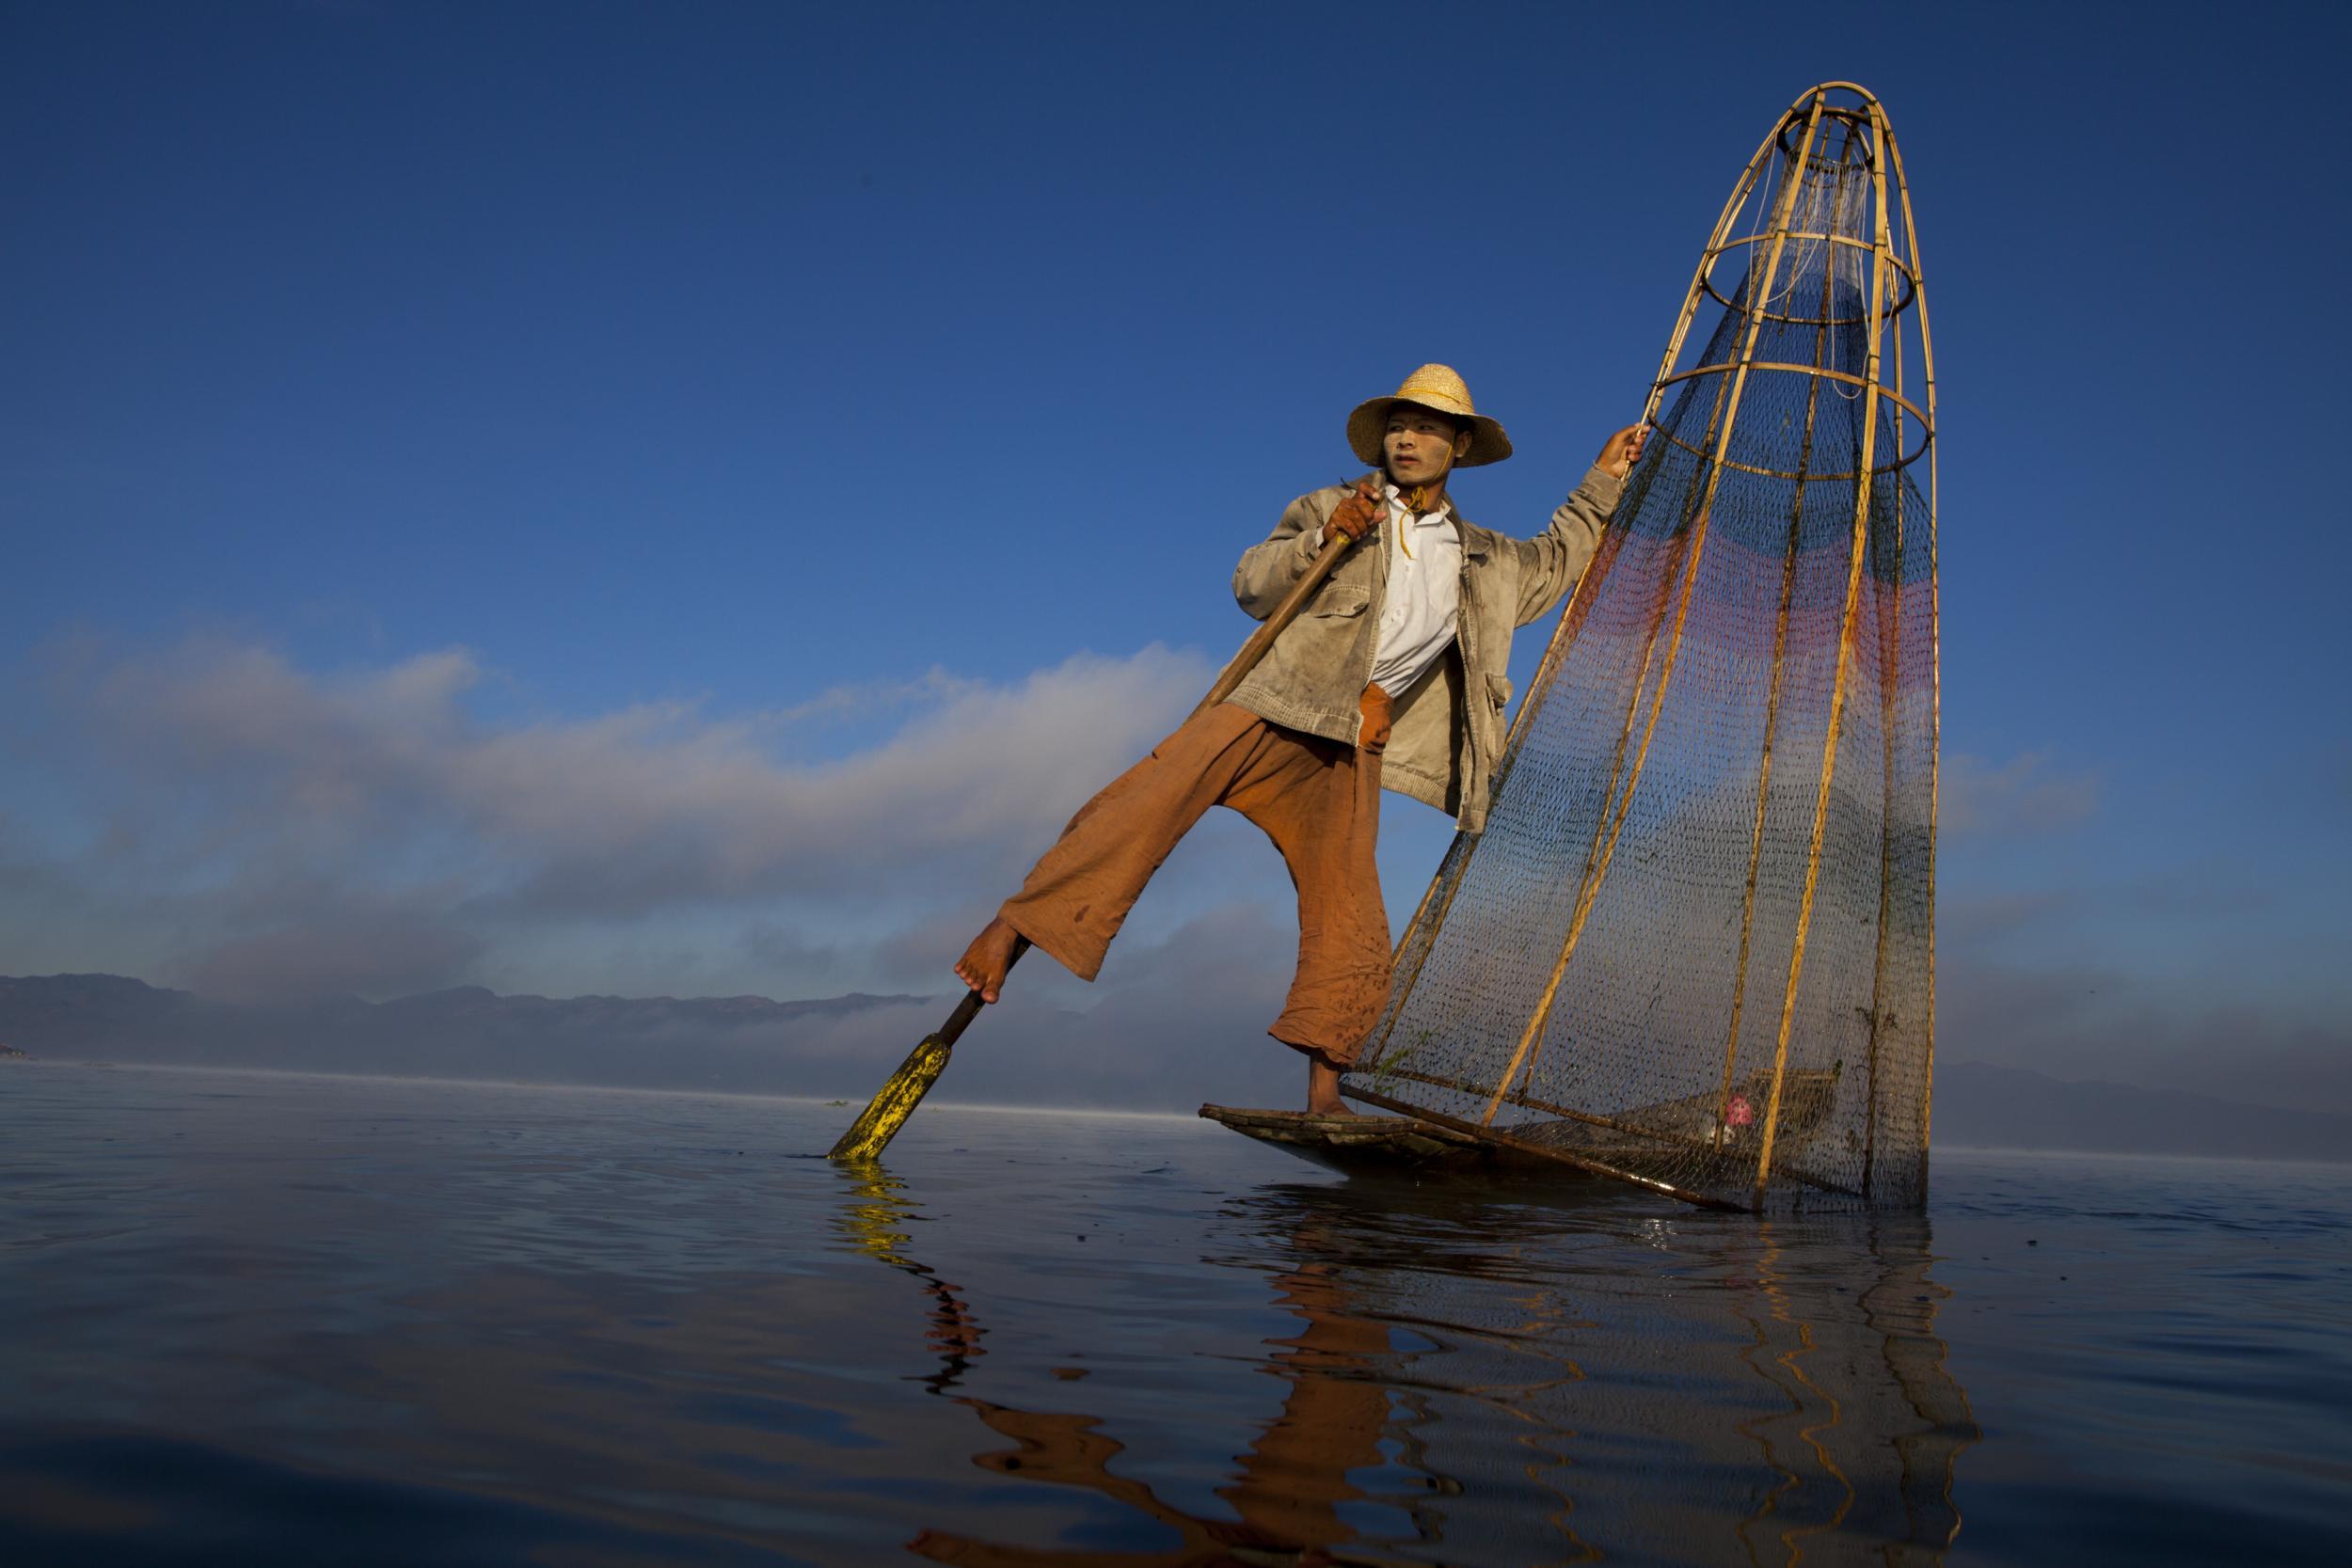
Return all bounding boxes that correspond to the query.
[83,635,1211,903]
[11,635,1221,999]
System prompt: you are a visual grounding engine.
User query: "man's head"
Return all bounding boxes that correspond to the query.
[1345,365,1512,481]
[1383,404,1471,491]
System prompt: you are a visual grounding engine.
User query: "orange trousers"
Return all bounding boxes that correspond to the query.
[998,688,1393,1067]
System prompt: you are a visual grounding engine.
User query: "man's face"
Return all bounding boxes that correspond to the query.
[1383,404,1470,490]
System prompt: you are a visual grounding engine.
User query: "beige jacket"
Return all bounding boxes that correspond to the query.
[1225,466,1624,832]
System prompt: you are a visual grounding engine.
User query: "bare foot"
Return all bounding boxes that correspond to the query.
[1306,1056,1375,1117]
[954,916,1021,1004]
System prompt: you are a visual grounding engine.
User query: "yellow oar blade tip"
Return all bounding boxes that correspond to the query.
[825,1036,953,1162]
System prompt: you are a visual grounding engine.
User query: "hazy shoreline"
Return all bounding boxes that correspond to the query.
[13,1057,2346,1164]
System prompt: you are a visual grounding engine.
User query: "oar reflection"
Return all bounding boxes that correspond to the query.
[832,1164,1422,1566]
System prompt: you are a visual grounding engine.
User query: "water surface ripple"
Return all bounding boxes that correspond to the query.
[2,1065,2345,1565]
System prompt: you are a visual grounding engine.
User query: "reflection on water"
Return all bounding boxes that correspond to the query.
[5,1067,2344,1567]
[841,1163,1978,1566]
[836,1167,987,1399]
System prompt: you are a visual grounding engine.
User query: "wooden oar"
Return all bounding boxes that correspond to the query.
[828,484,1375,1162]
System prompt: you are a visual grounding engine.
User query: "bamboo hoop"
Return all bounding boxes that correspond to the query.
[1651,365,1932,447]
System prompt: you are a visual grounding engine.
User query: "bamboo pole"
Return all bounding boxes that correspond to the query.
[1360,115,1796,1079]
[1711,128,1852,1151]
[1384,361,1736,1092]
[1343,1084,1745,1212]
[1465,369,1729,1117]
[1481,90,1832,1126]
[1375,1065,1866,1197]
[1362,478,1640,1073]
[1883,125,1941,1199]
[1385,1065,1724,1150]
[1751,101,1895,1207]
[1862,158,1912,1199]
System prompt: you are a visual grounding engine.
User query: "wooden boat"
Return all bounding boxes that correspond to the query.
[1196,1104,1498,1176]
[1200,1065,1849,1199]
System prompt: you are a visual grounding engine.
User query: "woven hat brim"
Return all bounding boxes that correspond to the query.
[1346,396,1514,468]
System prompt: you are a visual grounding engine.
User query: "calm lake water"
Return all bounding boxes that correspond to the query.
[2,1063,2346,1566]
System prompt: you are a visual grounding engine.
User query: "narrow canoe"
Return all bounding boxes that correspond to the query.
[1197,1103,1502,1176]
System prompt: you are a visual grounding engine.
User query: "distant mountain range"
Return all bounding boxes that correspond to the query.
[0,972,930,1097]
[2,974,2344,1163]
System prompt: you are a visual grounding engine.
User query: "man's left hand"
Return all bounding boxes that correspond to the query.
[1596,422,1652,481]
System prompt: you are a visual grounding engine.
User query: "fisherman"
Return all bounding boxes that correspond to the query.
[956,365,1647,1114]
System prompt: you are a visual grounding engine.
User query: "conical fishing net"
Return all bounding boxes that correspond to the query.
[1351,87,1938,1211]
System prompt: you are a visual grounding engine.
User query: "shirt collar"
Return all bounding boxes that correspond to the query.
[1381,481,1453,526]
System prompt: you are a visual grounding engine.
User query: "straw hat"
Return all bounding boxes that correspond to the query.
[1346,364,1513,468]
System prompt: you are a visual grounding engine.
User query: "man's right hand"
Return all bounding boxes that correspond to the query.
[1322,479,1383,546]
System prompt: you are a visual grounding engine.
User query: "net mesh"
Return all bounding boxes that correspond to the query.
[1353,92,1937,1211]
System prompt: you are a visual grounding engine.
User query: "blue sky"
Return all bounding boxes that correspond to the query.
[5,0,2347,1113]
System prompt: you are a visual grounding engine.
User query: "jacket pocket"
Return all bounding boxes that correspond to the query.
[1311,587,1370,617]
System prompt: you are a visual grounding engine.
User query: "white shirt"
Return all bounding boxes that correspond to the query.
[1368,483,1463,696]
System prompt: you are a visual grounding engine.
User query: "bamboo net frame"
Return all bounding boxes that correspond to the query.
[1353,84,1939,1211]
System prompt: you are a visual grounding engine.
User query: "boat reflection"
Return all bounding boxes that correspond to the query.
[841,1169,1979,1566]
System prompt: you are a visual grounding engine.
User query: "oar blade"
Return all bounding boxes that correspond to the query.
[828,1034,953,1162]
